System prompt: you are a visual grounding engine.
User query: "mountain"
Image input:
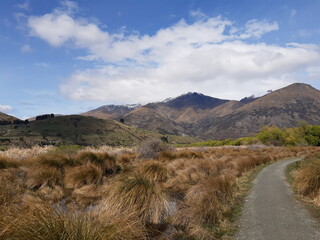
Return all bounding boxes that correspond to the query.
[0,112,18,121]
[0,115,197,147]
[82,104,141,120]
[84,83,320,140]
[203,83,320,139]
[122,93,230,136]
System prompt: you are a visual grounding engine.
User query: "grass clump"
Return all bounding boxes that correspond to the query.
[137,139,173,159]
[102,173,169,225]
[64,163,103,189]
[76,151,118,175]
[293,158,320,203]
[1,205,146,240]
[137,160,168,182]
[0,156,18,169]
[26,167,62,189]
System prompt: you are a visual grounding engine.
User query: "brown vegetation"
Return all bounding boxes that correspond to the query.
[292,157,320,207]
[1,144,320,239]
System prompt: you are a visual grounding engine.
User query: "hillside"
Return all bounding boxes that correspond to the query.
[0,112,18,121]
[83,83,320,140]
[82,104,141,120]
[203,83,320,139]
[0,115,197,147]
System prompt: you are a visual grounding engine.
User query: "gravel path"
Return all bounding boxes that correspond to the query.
[235,158,320,240]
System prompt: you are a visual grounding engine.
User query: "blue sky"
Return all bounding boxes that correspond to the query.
[1,0,320,119]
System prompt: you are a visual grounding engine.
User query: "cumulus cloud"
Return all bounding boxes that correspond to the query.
[0,105,13,113]
[27,2,320,103]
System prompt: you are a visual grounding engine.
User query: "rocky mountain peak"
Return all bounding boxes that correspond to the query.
[163,92,229,109]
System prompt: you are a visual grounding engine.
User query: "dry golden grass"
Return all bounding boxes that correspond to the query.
[0,204,147,240]
[64,163,103,189]
[136,160,169,182]
[101,173,170,225]
[75,151,119,175]
[1,145,320,239]
[0,156,18,169]
[0,146,54,160]
[26,166,62,189]
[293,158,320,204]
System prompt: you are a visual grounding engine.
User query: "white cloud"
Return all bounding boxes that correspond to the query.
[241,19,279,38]
[0,105,13,113]
[16,1,31,11]
[21,44,32,53]
[27,3,320,103]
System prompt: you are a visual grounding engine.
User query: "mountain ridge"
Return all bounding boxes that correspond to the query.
[3,82,320,142]
[82,82,320,139]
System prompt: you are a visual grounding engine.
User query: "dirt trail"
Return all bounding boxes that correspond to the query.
[235,158,320,240]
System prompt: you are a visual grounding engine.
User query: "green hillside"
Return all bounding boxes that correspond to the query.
[0,115,197,147]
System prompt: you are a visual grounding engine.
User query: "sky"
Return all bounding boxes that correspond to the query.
[1,0,320,119]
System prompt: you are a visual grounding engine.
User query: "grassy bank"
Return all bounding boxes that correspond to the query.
[287,154,320,222]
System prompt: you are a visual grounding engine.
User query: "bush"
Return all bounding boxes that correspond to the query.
[257,126,287,146]
[304,125,320,146]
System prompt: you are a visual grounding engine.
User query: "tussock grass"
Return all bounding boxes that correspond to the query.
[0,146,53,160]
[64,163,103,189]
[137,160,168,182]
[76,151,118,175]
[159,149,204,160]
[0,205,147,240]
[30,151,77,169]
[0,169,25,206]
[293,158,320,202]
[101,173,170,225]
[1,145,319,239]
[26,166,62,189]
[0,156,18,169]
[137,139,173,159]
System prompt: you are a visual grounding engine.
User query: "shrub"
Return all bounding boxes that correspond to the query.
[304,125,320,146]
[257,126,287,146]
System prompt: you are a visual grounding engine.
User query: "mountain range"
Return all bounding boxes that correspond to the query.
[82,83,320,139]
[1,83,320,146]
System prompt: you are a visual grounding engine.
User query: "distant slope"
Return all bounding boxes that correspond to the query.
[81,83,320,140]
[0,115,197,146]
[82,104,141,120]
[0,112,18,121]
[123,92,230,136]
[203,83,320,139]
